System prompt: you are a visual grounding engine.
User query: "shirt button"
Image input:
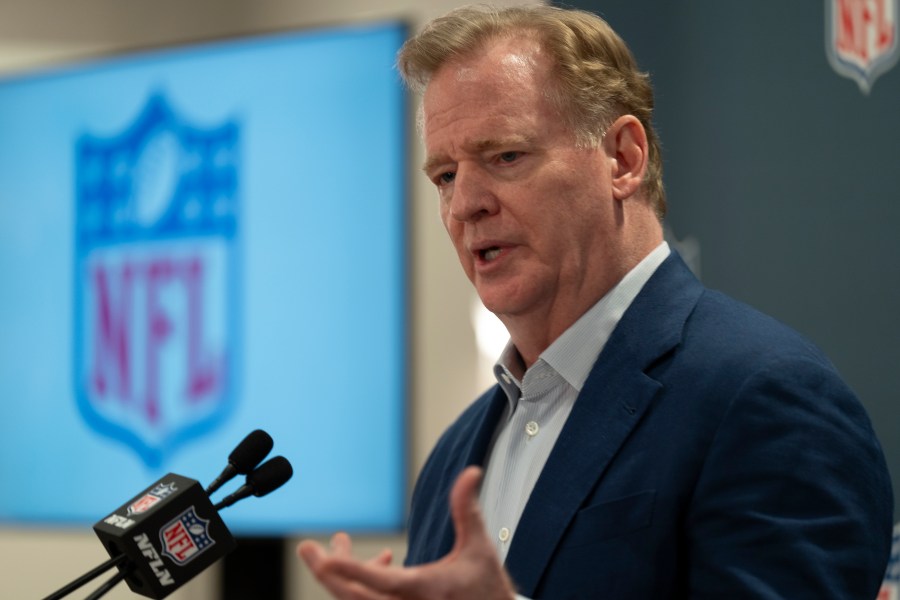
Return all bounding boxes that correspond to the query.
[501,373,512,384]
[525,421,539,437]
[498,527,510,543]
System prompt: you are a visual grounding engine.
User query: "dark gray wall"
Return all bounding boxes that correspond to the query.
[558,0,900,517]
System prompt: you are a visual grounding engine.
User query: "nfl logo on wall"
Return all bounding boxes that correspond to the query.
[826,0,900,93]
[74,93,240,468]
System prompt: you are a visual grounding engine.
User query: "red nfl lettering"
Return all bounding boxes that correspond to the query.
[827,0,900,92]
[90,255,223,423]
[92,265,132,399]
[163,520,198,563]
[836,0,894,59]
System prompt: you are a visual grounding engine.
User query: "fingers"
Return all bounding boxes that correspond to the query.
[368,547,394,566]
[330,532,354,557]
[322,558,409,592]
[445,467,517,598]
[296,476,515,600]
[297,539,327,571]
[296,535,398,600]
[449,466,488,551]
[299,533,390,564]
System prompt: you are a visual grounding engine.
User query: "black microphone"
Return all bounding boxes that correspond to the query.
[205,429,273,495]
[90,472,237,599]
[214,456,293,510]
[44,433,291,600]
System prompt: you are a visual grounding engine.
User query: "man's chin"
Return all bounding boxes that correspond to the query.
[477,294,522,322]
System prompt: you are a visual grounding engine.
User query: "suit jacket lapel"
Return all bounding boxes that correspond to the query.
[426,385,508,561]
[504,253,704,595]
[465,386,508,466]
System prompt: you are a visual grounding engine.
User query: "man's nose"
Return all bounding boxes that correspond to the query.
[448,165,499,223]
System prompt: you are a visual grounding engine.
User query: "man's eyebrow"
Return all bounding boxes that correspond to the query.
[422,155,447,175]
[472,134,535,152]
[422,135,535,173]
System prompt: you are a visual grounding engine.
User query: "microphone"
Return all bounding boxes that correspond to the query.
[90,472,237,599]
[214,455,293,510]
[43,432,293,600]
[205,429,273,495]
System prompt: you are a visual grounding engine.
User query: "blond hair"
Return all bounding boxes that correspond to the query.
[398,4,666,219]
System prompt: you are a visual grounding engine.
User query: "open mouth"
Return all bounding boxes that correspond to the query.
[480,247,501,261]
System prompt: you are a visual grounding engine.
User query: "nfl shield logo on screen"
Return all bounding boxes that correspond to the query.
[74,93,240,468]
[827,0,900,93]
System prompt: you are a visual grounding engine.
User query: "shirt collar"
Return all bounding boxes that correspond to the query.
[494,241,671,400]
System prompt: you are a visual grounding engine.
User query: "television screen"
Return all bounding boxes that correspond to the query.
[0,21,408,534]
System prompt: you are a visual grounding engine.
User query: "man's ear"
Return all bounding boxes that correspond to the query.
[603,115,649,201]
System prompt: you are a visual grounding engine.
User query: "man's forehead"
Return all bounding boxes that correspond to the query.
[441,35,545,84]
[454,44,542,82]
[422,40,550,118]
[420,35,556,161]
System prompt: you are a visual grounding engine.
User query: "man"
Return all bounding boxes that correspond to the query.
[298,5,893,598]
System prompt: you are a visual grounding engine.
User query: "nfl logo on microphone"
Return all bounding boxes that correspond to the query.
[128,482,178,516]
[827,0,900,93]
[74,93,240,468]
[161,507,216,566]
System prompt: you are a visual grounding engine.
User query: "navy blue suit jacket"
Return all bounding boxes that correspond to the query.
[405,252,893,598]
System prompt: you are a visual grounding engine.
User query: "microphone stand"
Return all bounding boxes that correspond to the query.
[41,554,127,600]
[84,566,132,600]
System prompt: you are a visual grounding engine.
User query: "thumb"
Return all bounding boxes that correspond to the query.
[449,466,488,552]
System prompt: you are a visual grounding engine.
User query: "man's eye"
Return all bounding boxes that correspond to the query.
[499,151,520,163]
[439,172,456,184]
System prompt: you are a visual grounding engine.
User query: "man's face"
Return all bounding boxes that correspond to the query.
[422,37,621,326]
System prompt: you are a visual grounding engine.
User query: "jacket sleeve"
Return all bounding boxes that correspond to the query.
[686,354,893,598]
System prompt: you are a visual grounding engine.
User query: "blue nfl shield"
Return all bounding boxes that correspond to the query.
[74,93,240,468]
[827,0,900,93]
[160,506,216,566]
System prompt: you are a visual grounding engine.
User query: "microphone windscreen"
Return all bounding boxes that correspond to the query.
[247,456,293,498]
[228,429,273,474]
